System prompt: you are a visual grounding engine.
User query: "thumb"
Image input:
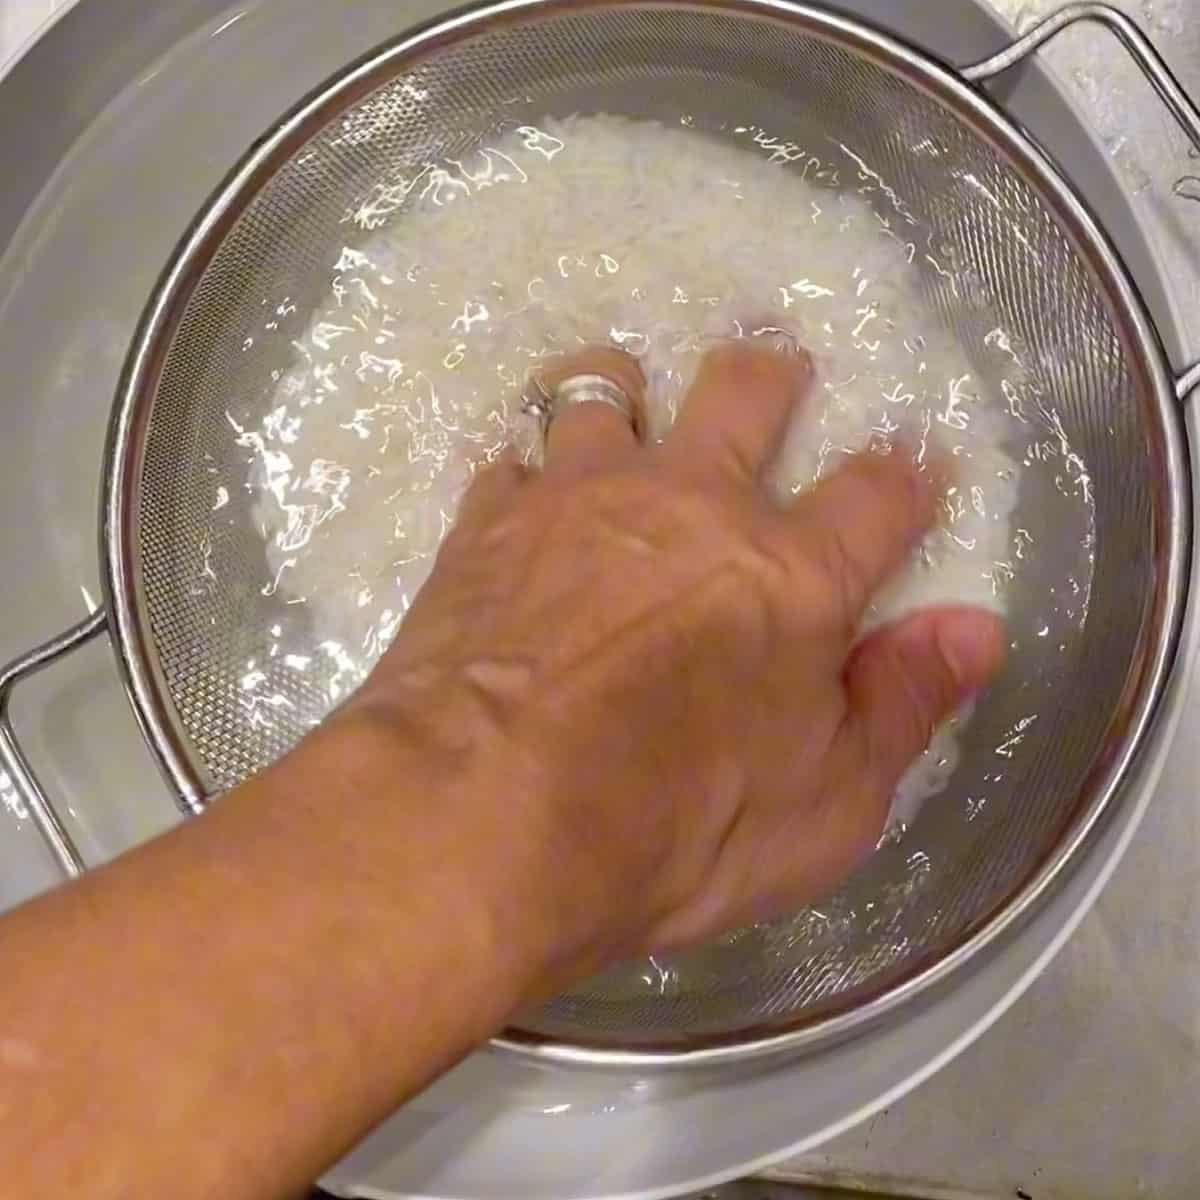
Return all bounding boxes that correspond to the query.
[844,607,1006,794]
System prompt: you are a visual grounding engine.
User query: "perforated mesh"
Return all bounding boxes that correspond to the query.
[126,2,1176,1051]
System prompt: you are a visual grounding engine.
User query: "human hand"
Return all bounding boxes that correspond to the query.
[345,342,1004,990]
[0,342,1007,1200]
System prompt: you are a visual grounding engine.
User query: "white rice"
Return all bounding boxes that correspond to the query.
[247,113,1025,829]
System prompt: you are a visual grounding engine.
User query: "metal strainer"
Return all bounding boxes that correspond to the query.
[2,0,1198,1065]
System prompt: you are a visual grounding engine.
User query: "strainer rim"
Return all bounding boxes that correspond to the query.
[99,0,1191,1065]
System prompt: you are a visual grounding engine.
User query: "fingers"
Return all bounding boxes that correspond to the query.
[843,606,1006,796]
[536,340,810,482]
[539,347,646,476]
[788,452,939,626]
[664,341,813,481]
[715,607,1004,918]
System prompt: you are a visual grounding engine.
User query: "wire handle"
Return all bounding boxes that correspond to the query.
[0,609,108,878]
[962,3,1200,154]
[963,2,1200,402]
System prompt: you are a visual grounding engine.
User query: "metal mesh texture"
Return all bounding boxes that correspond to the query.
[129,2,1171,1050]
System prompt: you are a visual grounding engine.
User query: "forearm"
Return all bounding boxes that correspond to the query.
[1,713,532,1200]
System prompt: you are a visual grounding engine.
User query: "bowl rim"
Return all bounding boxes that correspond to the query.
[100,0,1193,1067]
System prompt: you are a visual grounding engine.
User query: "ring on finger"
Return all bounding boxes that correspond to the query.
[524,372,644,440]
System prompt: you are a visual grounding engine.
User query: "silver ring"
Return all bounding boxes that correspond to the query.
[523,372,642,438]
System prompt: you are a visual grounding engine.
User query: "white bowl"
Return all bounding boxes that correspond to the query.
[0,2,1193,1198]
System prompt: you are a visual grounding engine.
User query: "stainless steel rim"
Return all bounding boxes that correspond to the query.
[97,0,1192,1066]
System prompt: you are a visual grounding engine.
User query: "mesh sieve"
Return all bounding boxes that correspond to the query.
[100,0,1190,1062]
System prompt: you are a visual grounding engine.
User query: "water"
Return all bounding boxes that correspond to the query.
[244,114,1024,704]
[225,112,1095,1005]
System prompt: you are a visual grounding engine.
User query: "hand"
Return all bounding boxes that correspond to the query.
[345,341,1004,988]
[0,341,1006,1200]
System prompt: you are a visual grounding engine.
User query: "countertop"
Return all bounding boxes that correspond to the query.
[0,0,64,71]
[3,2,1200,1198]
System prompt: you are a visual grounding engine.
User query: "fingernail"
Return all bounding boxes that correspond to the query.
[747,325,815,396]
[751,326,802,358]
[935,609,1006,695]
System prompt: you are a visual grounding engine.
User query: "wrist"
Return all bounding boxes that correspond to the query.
[279,697,559,1027]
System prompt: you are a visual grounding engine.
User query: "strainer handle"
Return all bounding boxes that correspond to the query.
[0,609,109,879]
[961,2,1200,155]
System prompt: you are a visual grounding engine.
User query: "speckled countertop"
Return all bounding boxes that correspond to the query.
[4,2,1200,1198]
